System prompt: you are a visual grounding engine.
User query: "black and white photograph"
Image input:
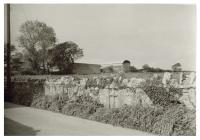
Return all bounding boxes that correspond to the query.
[2,1,198,137]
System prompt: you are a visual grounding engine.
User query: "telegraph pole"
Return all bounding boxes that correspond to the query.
[6,4,11,100]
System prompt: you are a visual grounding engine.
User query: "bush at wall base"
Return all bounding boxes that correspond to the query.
[13,93,195,136]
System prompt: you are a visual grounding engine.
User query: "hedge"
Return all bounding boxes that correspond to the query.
[28,94,196,136]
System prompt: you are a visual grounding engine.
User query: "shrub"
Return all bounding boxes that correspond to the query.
[172,109,196,136]
[90,104,164,132]
[30,92,195,136]
[31,96,59,112]
[61,101,97,118]
[31,96,47,109]
[88,107,113,123]
[152,104,194,135]
[61,94,104,118]
[141,78,182,107]
[31,94,69,112]
[11,80,44,106]
[89,104,195,136]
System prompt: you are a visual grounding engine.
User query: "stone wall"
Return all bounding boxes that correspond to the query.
[11,72,196,109]
[161,72,196,110]
[44,75,152,108]
[10,79,45,106]
[43,72,195,109]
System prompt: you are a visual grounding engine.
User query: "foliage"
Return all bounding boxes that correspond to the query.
[11,52,24,74]
[140,78,182,107]
[172,109,196,136]
[152,104,195,135]
[172,63,182,72]
[152,68,165,72]
[130,66,138,72]
[4,44,24,75]
[18,20,56,74]
[89,105,163,131]
[11,80,45,106]
[31,93,103,118]
[90,104,195,136]
[142,64,150,70]
[122,60,130,64]
[142,64,165,72]
[48,41,83,74]
[61,95,103,118]
[31,94,69,112]
[61,102,96,118]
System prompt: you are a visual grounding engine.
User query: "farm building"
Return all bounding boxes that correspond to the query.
[71,63,101,74]
[101,60,132,73]
[50,63,101,75]
[101,63,122,73]
[101,65,114,73]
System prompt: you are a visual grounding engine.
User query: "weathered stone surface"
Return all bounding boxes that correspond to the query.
[80,78,88,88]
[162,72,172,87]
[127,77,145,88]
[169,79,179,88]
[99,89,110,108]
[99,88,153,108]
[122,79,129,87]
[182,72,196,88]
[12,72,196,109]
[179,88,196,110]
[162,72,196,89]
[135,88,153,107]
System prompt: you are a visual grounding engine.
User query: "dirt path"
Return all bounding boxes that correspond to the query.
[4,102,153,136]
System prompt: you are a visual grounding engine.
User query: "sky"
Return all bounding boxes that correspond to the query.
[8,4,196,70]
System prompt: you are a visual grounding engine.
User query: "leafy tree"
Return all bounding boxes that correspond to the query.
[48,41,83,74]
[18,20,56,74]
[142,64,166,72]
[4,45,24,75]
[130,66,138,72]
[172,63,182,72]
[153,67,164,72]
[11,52,24,74]
[142,64,150,70]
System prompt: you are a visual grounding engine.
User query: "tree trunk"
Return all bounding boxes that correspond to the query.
[43,60,46,74]
[34,60,40,74]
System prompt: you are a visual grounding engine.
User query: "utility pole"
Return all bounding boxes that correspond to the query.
[6,4,11,100]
